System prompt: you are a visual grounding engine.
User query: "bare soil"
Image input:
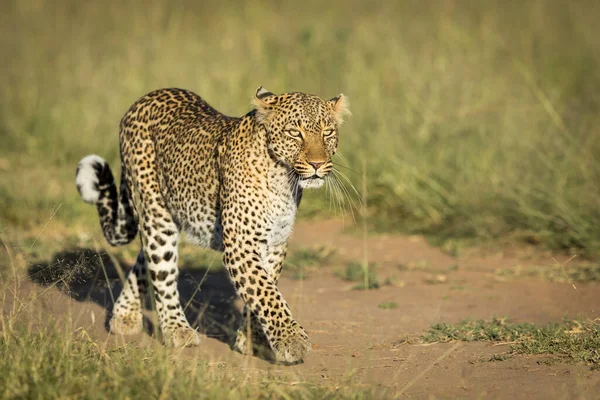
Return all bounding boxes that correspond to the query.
[4,220,599,399]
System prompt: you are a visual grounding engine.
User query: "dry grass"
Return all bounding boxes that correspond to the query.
[0,323,382,399]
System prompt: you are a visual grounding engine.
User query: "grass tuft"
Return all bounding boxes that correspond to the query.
[378,302,398,310]
[337,261,380,290]
[421,318,600,366]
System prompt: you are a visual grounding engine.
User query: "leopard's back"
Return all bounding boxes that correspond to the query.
[119,88,238,248]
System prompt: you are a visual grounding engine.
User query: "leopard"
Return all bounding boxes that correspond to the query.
[75,86,350,364]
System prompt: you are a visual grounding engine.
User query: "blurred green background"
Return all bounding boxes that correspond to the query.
[1,0,599,255]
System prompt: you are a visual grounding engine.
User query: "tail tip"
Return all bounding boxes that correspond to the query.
[76,154,107,204]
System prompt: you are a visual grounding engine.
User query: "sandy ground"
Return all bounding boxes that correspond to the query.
[3,220,599,399]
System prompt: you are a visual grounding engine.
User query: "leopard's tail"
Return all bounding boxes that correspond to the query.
[76,155,138,246]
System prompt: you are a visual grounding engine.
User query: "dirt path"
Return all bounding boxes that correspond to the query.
[4,220,599,399]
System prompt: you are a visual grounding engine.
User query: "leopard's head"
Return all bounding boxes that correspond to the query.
[253,86,350,189]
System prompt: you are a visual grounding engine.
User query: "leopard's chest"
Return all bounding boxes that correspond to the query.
[265,171,299,247]
[267,195,297,247]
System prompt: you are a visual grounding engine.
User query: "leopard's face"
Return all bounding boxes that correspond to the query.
[253,88,350,189]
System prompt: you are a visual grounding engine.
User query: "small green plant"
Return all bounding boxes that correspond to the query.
[337,261,380,290]
[488,353,512,362]
[378,302,398,310]
[421,318,600,367]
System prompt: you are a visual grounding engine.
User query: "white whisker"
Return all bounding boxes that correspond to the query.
[333,169,363,205]
[330,169,362,225]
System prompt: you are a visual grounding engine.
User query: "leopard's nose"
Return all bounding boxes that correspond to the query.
[308,161,325,171]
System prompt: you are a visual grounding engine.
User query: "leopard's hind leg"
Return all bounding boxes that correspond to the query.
[132,181,200,347]
[109,250,147,335]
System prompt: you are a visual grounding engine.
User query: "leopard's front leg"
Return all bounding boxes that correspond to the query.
[222,215,309,364]
[233,243,287,358]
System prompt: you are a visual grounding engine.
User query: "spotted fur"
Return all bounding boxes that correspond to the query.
[75,87,350,364]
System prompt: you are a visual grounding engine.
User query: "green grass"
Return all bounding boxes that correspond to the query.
[1,0,600,255]
[0,323,383,399]
[421,318,600,367]
[377,302,398,310]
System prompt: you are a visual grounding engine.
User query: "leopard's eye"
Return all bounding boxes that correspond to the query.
[323,129,336,138]
[285,129,303,138]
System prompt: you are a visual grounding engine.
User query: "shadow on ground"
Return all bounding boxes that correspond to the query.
[27,248,241,345]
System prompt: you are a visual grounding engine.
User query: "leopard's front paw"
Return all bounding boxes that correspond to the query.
[272,323,311,365]
[165,326,201,348]
[109,311,143,336]
[233,324,272,358]
[233,327,252,355]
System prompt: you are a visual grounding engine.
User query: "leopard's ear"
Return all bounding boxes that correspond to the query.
[327,94,351,125]
[252,86,280,123]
